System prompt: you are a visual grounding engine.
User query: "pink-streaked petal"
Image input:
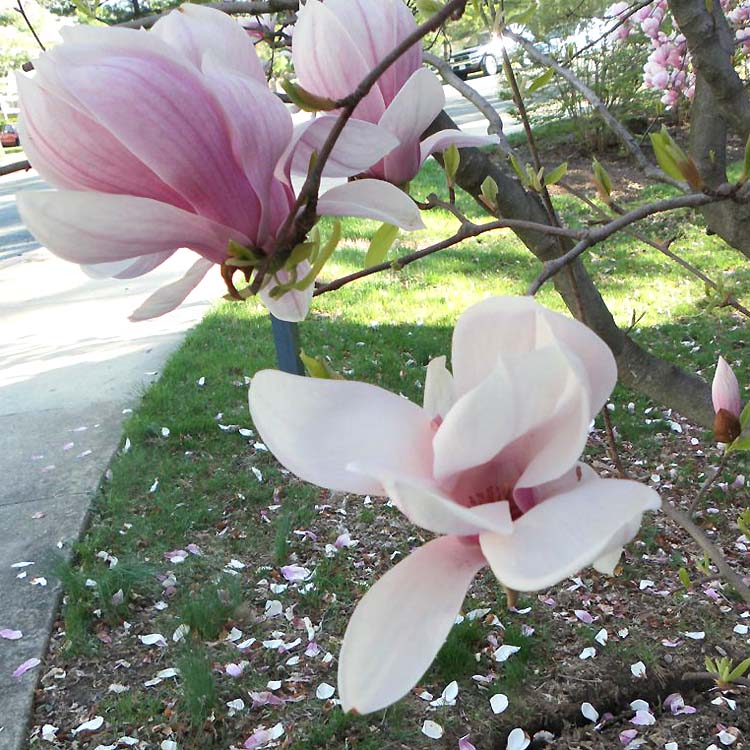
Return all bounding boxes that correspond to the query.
[451,296,617,414]
[248,371,434,495]
[420,129,499,164]
[13,657,40,678]
[16,74,191,207]
[381,475,513,535]
[152,3,267,80]
[318,179,424,231]
[201,56,293,242]
[423,355,455,421]
[479,477,660,591]
[292,0,386,123]
[129,257,214,322]
[57,52,260,236]
[712,356,742,418]
[281,116,399,179]
[258,263,315,323]
[17,191,249,266]
[320,0,420,99]
[0,629,22,640]
[338,536,484,714]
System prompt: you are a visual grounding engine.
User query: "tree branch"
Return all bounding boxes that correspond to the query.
[503,29,683,189]
[14,0,45,51]
[422,51,513,154]
[0,160,31,177]
[661,501,750,605]
[117,0,299,28]
[527,190,739,295]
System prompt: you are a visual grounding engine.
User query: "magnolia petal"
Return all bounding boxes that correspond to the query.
[712,356,742,418]
[423,355,455,420]
[152,3,267,80]
[129,257,214,321]
[318,179,424,231]
[59,52,260,235]
[479,477,661,591]
[258,263,315,323]
[419,129,499,164]
[249,371,434,495]
[338,536,485,714]
[378,69,445,150]
[381,475,512,535]
[81,252,174,280]
[17,190,249,266]
[292,0,386,123]
[451,297,617,415]
[280,116,399,179]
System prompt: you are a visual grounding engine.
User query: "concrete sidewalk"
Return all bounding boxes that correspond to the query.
[0,168,227,750]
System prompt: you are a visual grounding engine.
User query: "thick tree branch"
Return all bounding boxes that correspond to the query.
[0,160,31,177]
[667,0,750,138]
[117,0,299,28]
[504,29,683,189]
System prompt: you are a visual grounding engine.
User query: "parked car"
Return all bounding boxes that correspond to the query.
[1,123,20,148]
[447,32,505,78]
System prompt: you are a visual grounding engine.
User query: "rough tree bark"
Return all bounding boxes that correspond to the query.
[427,111,714,427]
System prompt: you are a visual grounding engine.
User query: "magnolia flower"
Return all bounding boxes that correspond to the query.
[17,4,422,322]
[249,296,660,713]
[712,356,743,443]
[292,0,496,185]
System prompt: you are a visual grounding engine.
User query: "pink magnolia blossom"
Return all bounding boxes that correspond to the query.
[292,0,497,185]
[17,4,422,322]
[249,296,660,714]
[712,356,742,418]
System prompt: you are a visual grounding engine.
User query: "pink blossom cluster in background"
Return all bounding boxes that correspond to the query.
[609,0,750,108]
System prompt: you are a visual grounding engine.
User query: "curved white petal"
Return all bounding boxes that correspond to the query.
[248,371,434,495]
[81,252,174,280]
[152,3,267,80]
[420,129,500,164]
[129,257,213,321]
[423,355,455,421]
[381,475,512,536]
[339,536,485,714]
[17,190,248,266]
[479,476,660,591]
[318,179,424,231]
[712,356,742,418]
[258,263,315,323]
[378,68,445,148]
[451,296,617,415]
[279,116,399,179]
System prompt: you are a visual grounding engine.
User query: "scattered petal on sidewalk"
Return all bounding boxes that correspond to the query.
[13,657,40,678]
[0,629,22,640]
[139,633,166,647]
[581,702,599,722]
[72,716,104,735]
[422,720,444,740]
[316,683,335,700]
[630,661,647,678]
[506,728,530,750]
[494,645,521,662]
[490,693,509,714]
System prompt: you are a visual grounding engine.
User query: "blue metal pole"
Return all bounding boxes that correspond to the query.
[270,315,304,375]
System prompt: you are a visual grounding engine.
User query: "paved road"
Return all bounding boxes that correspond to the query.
[0,79,511,750]
[443,73,520,137]
[0,166,227,750]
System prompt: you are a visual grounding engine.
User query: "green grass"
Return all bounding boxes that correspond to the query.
[46,156,749,748]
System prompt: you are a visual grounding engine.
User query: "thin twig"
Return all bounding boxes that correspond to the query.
[313,216,582,297]
[504,28,683,189]
[689,451,730,516]
[558,181,750,319]
[251,0,470,294]
[661,501,750,605]
[526,190,740,294]
[15,0,45,51]
[601,406,628,478]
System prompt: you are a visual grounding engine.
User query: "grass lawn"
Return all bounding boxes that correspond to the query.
[29,160,750,749]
